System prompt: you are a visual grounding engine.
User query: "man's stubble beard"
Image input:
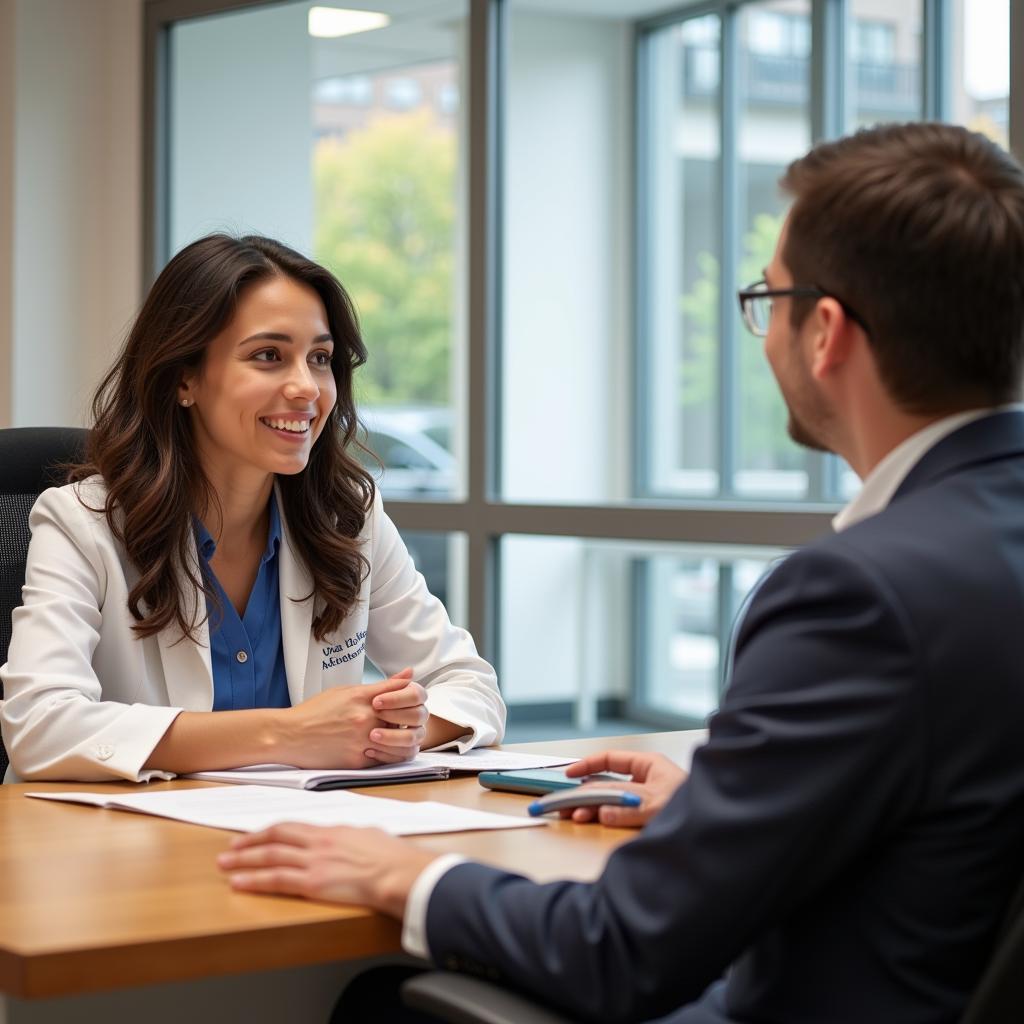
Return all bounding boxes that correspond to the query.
[777,348,834,455]
[786,407,831,453]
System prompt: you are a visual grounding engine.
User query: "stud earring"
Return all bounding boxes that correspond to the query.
[180,398,191,407]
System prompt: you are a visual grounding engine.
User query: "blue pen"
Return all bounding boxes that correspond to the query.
[528,788,643,817]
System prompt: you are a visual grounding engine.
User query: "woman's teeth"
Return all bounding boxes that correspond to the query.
[262,418,310,433]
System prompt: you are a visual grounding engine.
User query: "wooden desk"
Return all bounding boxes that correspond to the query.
[0,730,704,1023]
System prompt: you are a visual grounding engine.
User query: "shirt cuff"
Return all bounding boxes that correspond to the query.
[422,734,473,754]
[401,853,469,960]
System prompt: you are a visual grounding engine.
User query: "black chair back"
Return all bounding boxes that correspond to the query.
[0,427,89,778]
[960,869,1024,1023]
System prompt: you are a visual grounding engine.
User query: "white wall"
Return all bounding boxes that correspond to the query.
[0,0,143,429]
[499,11,632,707]
[0,0,14,428]
[169,3,313,255]
[502,11,631,504]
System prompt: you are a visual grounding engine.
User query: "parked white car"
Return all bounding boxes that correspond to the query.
[357,407,455,499]
[356,407,455,605]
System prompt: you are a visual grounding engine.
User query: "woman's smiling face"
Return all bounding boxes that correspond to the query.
[180,273,338,485]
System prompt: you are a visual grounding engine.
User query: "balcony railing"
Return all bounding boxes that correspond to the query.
[683,45,920,116]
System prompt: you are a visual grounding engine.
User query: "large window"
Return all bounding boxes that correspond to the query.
[148,0,1020,736]
[953,0,1010,150]
[166,0,467,613]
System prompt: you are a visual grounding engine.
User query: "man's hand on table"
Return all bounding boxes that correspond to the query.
[217,747,687,912]
[217,823,438,918]
[562,750,687,827]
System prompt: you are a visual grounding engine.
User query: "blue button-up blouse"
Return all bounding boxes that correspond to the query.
[194,494,290,711]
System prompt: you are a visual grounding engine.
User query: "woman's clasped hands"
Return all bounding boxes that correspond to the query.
[278,667,428,768]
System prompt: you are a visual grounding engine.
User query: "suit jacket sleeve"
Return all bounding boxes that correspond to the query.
[424,543,926,1023]
[0,487,182,781]
[364,491,505,750]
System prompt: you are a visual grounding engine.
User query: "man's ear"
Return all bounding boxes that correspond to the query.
[809,298,856,380]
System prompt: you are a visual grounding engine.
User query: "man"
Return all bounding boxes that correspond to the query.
[217,123,1024,1023]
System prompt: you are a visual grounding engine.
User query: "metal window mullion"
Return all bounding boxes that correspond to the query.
[628,559,654,718]
[811,0,845,141]
[1011,0,1024,164]
[143,11,170,285]
[634,25,655,497]
[386,500,836,548]
[466,0,504,664]
[923,0,951,119]
[718,6,739,500]
[810,0,845,500]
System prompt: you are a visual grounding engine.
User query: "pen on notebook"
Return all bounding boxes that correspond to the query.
[528,788,643,817]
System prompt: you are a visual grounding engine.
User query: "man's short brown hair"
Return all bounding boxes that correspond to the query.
[781,123,1024,412]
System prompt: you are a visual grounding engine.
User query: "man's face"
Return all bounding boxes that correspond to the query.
[763,220,834,454]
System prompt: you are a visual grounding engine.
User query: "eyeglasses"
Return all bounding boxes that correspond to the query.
[737,279,870,338]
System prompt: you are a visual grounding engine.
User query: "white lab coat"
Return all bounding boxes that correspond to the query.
[0,477,505,782]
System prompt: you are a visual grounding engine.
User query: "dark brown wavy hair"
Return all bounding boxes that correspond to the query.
[70,233,375,642]
[781,123,1024,412]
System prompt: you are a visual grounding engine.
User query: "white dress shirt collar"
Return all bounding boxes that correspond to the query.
[832,407,1014,533]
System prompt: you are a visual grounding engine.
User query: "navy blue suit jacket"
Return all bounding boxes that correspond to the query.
[425,411,1024,1024]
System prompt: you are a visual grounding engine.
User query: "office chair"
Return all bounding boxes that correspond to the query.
[960,869,1024,1023]
[401,972,576,1024]
[402,870,1024,1024]
[0,427,88,779]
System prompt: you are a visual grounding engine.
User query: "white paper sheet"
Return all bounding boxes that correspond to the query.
[418,749,578,772]
[26,785,546,835]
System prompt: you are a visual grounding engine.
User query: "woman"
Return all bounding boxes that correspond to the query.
[0,234,504,782]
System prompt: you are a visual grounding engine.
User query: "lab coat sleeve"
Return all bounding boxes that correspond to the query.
[0,487,182,782]
[363,491,505,750]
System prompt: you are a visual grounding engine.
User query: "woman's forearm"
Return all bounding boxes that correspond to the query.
[423,714,471,749]
[144,681,408,773]
[142,708,284,774]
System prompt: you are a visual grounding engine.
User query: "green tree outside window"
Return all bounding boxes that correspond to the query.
[314,109,455,407]
[680,211,804,473]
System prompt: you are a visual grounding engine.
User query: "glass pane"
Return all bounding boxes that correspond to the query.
[501,4,634,504]
[500,536,784,736]
[400,530,467,628]
[500,535,648,739]
[847,0,923,128]
[169,1,467,501]
[361,529,467,682]
[644,16,722,499]
[641,556,721,718]
[638,551,780,720]
[951,0,1010,149]
[734,0,812,500]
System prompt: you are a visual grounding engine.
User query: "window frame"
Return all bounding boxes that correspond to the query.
[143,0,1023,726]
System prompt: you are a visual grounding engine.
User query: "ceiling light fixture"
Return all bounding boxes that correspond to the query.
[308,6,390,39]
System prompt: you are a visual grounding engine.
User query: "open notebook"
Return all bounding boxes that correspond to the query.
[184,749,578,791]
[184,760,448,791]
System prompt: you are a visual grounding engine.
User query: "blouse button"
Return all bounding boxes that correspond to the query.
[236,650,249,664]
